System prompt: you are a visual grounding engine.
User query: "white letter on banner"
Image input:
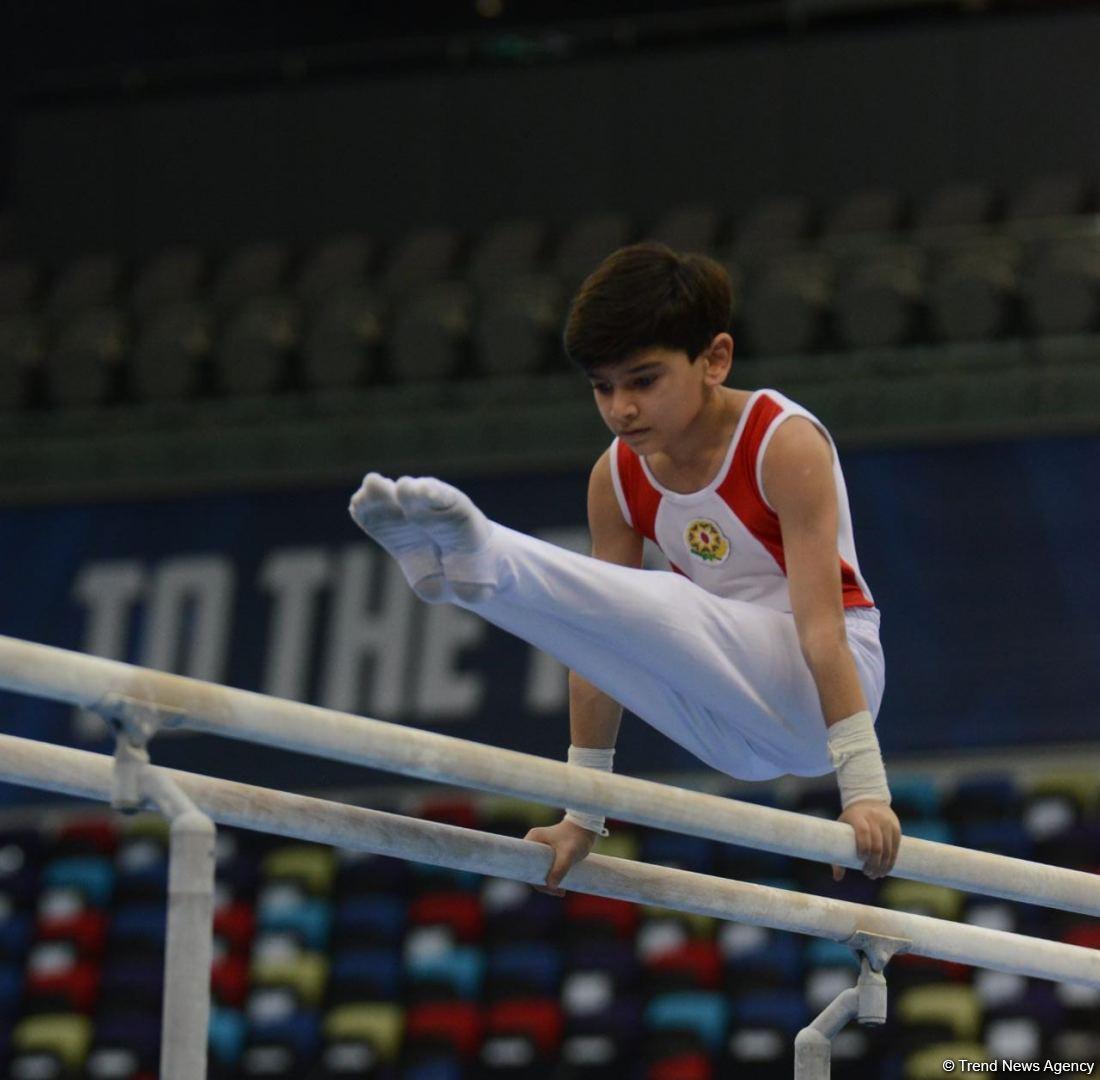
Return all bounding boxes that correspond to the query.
[71,560,146,740]
[524,527,589,713]
[320,544,413,716]
[258,548,331,701]
[73,560,146,660]
[413,605,487,720]
[142,556,235,683]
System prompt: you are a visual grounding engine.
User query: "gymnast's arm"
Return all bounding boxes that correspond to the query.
[762,417,901,880]
[525,449,644,894]
[569,449,644,751]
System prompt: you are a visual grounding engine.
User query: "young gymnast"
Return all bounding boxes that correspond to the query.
[349,242,900,893]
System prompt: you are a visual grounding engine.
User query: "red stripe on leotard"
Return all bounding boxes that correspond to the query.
[718,394,873,609]
[717,394,787,571]
[615,438,661,542]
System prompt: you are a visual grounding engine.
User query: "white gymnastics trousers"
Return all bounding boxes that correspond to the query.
[446,523,886,783]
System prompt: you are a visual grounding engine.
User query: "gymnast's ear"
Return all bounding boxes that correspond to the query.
[701,332,734,385]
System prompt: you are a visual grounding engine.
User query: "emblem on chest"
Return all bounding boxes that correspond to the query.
[684,518,730,564]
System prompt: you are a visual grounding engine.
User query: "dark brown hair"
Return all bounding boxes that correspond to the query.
[564,242,733,373]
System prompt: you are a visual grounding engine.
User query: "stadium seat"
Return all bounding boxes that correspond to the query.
[822,187,906,243]
[942,774,1020,825]
[382,226,463,297]
[332,893,405,946]
[644,941,722,993]
[0,312,40,411]
[1,830,44,906]
[640,833,715,874]
[300,282,384,390]
[262,844,337,896]
[405,941,485,1000]
[334,849,408,895]
[1006,173,1091,222]
[563,893,638,940]
[323,1001,403,1056]
[645,990,729,1051]
[731,195,812,259]
[927,239,1019,342]
[409,862,481,895]
[404,999,482,1059]
[913,181,996,236]
[11,1013,94,1073]
[327,946,402,1003]
[472,272,562,376]
[468,218,548,290]
[834,245,925,350]
[129,301,211,402]
[1021,236,1100,335]
[208,1005,248,1068]
[741,252,831,356]
[211,952,250,1009]
[40,857,115,909]
[879,880,964,921]
[43,306,127,408]
[130,244,207,317]
[388,280,473,381]
[295,233,375,306]
[0,259,40,314]
[648,204,722,253]
[718,923,802,987]
[256,899,332,951]
[486,941,561,999]
[210,241,291,310]
[983,984,1062,1061]
[250,952,329,1006]
[47,253,124,315]
[897,984,982,1047]
[554,212,633,289]
[483,997,564,1068]
[213,294,299,396]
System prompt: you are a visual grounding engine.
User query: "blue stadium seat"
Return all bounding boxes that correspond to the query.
[208,1006,248,1069]
[258,897,332,950]
[333,894,405,945]
[731,988,809,1034]
[328,947,403,1002]
[406,944,484,999]
[640,833,716,873]
[41,857,115,907]
[487,942,561,996]
[645,990,730,1051]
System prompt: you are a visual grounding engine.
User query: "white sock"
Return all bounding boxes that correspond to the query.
[394,477,497,601]
[348,473,449,602]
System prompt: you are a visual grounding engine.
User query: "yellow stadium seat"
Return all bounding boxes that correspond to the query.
[897,984,982,1042]
[262,844,337,895]
[324,1003,404,1061]
[12,1014,94,1071]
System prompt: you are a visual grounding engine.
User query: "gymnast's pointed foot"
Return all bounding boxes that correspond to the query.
[394,476,496,602]
[348,473,449,602]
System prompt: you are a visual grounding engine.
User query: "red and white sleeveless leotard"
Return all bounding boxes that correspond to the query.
[608,388,874,614]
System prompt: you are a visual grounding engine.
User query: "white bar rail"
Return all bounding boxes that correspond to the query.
[1,634,1099,917]
[2,731,1099,989]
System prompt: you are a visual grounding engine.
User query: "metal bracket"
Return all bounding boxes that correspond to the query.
[845,931,911,1027]
[92,692,190,748]
[91,693,189,814]
[845,930,910,972]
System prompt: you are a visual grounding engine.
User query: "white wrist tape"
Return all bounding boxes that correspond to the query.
[826,711,891,810]
[563,745,614,837]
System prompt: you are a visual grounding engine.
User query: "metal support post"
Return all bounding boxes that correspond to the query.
[98,696,215,1080]
[793,932,909,1079]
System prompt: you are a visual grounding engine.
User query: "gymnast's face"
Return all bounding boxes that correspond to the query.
[587,345,716,452]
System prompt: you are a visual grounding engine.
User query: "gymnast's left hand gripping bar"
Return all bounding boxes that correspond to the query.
[1,633,1099,918]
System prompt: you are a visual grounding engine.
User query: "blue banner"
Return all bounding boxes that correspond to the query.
[1,437,1098,806]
